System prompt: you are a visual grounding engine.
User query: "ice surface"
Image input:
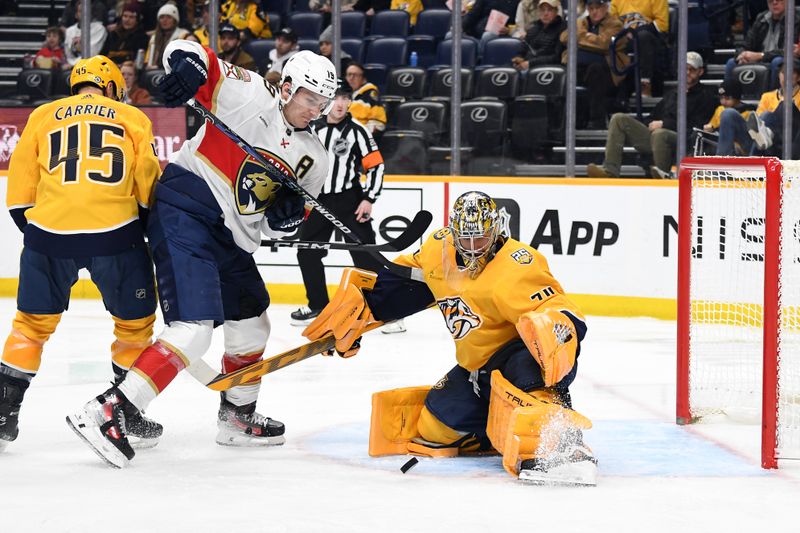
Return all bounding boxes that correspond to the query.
[1,299,797,533]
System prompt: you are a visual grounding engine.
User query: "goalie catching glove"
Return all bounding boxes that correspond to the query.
[516,308,579,388]
[302,268,381,357]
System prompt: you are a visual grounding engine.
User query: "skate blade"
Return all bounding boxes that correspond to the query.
[0,439,10,453]
[290,318,314,327]
[65,414,129,469]
[215,429,286,447]
[128,435,159,450]
[518,461,597,487]
[380,323,407,334]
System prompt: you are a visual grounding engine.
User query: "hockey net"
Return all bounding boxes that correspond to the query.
[677,157,800,469]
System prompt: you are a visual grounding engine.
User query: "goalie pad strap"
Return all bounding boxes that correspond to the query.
[516,308,579,388]
[486,370,592,476]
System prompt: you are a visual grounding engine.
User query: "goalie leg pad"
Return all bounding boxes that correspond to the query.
[516,308,579,387]
[1,312,62,374]
[486,370,592,477]
[369,386,430,456]
[303,268,380,356]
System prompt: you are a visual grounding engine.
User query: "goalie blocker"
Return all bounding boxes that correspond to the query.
[304,191,598,485]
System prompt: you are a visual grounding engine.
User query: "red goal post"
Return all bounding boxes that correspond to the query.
[676,156,800,469]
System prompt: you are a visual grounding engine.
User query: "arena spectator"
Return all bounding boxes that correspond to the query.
[101,2,148,65]
[188,1,216,46]
[352,0,391,16]
[220,0,272,41]
[218,22,257,71]
[587,51,717,178]
[561,0,628,130]
[610,0,668,97]
[510,0,564,71]
[390,0,424,25]
[319,26,353,73]
[726,0,800,89]
[730,61,800,153]
[33,27,66,70]
[460,0,520,55]
[144,2,190,70]
[345,62,387,133]
[265,27,298,79]
[696,79,754,155]
[511,0,540,39]
[309,0,356,28]
[120,60,152,105]
[63,0,109,69]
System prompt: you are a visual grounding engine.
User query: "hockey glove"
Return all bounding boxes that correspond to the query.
[303,268,381,357]
[160,50,208,108]
[265,187,305,232]
[516,308,578,387]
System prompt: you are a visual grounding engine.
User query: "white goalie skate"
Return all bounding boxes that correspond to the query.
[517,443,598,487]
[66,389,136,469]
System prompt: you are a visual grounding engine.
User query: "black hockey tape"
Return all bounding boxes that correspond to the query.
[400,457,419,474]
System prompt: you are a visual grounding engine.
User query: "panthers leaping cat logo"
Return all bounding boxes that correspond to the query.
[437,297,482,340]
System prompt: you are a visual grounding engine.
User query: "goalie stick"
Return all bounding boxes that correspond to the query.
[261,210,433,253]
[186,99,425,280]
[185,322,385,391]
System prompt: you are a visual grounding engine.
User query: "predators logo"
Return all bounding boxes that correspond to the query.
[437,297,481,340]
[235,150,295,215]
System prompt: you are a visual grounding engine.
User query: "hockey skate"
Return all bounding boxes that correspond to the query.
[290,306,321,326]
[518,442,598,487]
[0,374,28,452]
[66,388,136,468]
[125,410,163,449]
[216,395,286,447]
[380,319,406,334]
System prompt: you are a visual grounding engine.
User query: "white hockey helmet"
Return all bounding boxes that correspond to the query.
[280,50,338,115]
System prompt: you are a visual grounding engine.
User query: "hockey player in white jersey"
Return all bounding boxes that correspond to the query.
[67,40,337,467]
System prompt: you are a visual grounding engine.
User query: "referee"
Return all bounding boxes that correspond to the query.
[290,82,404,333]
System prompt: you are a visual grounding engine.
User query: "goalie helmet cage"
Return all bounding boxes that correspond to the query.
[677,156,800,469]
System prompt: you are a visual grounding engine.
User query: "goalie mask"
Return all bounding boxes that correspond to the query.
[449,191,502,277]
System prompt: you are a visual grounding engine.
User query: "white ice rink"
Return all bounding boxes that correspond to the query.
[1,298,798,533]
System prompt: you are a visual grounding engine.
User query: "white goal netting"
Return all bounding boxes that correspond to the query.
[686,160,800,459]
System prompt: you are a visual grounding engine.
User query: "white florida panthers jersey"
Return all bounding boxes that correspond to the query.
[163,40,328,253]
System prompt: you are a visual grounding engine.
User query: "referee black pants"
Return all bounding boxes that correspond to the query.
[297,187,383,310]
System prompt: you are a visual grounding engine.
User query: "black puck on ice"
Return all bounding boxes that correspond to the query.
[400,457,419,473]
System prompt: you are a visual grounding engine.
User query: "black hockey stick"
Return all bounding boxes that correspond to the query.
[261,210,432,252]
[186,99,426,280]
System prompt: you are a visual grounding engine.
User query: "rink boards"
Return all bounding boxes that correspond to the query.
[0,173,681,318]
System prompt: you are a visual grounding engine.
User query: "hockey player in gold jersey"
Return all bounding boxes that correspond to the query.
[0,56,162,452]
[304,191,598,485]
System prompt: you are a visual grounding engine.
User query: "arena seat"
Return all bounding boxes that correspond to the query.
[341,11,367,38]
[288,12,323,39]
[385,67,427,100]
[429,68,473,100]
[474,67,519,100]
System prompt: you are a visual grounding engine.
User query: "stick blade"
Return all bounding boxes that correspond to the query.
[386,210,433,252]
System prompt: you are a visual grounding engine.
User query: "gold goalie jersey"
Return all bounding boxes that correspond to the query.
[6,92,160,258]
[394,228,585,371]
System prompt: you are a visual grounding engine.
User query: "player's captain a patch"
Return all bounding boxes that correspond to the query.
[234,149,294,215]
[437,297,481,340]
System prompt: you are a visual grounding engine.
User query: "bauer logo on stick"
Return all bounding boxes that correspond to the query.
[437,296,481,339]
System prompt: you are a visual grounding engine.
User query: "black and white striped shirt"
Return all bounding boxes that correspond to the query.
[312,113,384,202]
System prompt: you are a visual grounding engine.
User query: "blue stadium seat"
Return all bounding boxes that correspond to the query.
[292,0,311,12]
[414,9,451,41]
[288,12,323,39]
[264,0,291,17]
[266,13,281,35]
[407,36,437,68]
[298,38,320,53]
[481,38,524,67]
[368,10,410,38]
[341,38,365,63]
[364,64,388,91]
[341,11,367,38]
[435,39,477,68]
[244,39,276,73]
[365,37,408,67]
